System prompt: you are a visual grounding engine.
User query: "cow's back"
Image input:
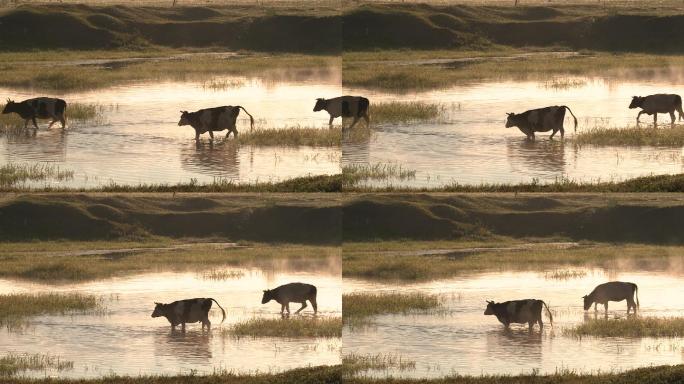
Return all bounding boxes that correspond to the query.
[273,282,316,302]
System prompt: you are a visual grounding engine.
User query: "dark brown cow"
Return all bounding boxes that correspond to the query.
[262,282,318,314]
[2,97,67,129]
[314,96,370,129]
[151,298,226,332]
[583,281,639,314]
[484,299,553,331]
[505,105,577,140]
[629,94,684,127]
[178,105,254,141]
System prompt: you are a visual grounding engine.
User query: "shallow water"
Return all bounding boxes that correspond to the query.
[344,260,684,378]
[344,73,684,187]
[0,68,341,188]
[0,257,341,378]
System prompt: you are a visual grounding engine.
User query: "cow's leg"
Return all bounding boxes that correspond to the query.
[328,116,334,129]
[23,119,29,129]
[280,304,286,314]
[538,317,544,331]
[559,127,565,139]
[636,111,644,124]
[31,117,39,130]
[654,113,658,128]
[181,323,186,332]
[349,117,360,129]
[604,302,609,314]
[594,303,597,312]
[208,130,214,140]
[203,317,211,331]
[363,113,370,127]
[285,302,291,314]
[60,115,66,129]
[671,111,676,126]
[310,298,318,314]
[295,301,307,314]
[549,129,556,140]
[195,131,200,142]
[47,119,56,129]
[528,322,534,332]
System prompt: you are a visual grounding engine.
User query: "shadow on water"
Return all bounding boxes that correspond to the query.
[1,127,68,163]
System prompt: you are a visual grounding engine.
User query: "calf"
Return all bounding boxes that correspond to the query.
[151,298,226,332]
[505,105,577,140]
[314,96,369,129]
[262,282,318,314]
[2,97,67,129]
[583,281,639,314]
[178,105,254,141]
[484,299,553,331]
[629,94,684,127]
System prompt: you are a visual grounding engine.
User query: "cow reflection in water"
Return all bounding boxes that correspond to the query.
[180,140,240,180]
[506,139,566,176]
[155,328,212,360]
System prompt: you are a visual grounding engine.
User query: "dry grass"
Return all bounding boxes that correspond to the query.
[224,317,342,338]
[574,125,684,146]
[0,353,73,377]
[236,126,341,147]
[0,163,74,187]
[565,317,684,338]
[0,293,104,330]
[343,292,442,324]
[343,352,416,373]
[371,102,449,124]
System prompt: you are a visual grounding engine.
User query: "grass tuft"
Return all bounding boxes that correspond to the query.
[342,163,416,187]
[0,293,104,330]
[371,102,449,124]
[566,317,684,338]
[0,353,73,377]
[200,269,245,281]
[343,352,416,373]
[343,292,441,324]
[224,317,342,338]
[0,163,74,187]
[574,125,684,146]
[236,126,340,147]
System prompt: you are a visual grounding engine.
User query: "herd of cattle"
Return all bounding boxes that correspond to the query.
[485,281,640,331]
[1,95,371,140]
[3,93,679,141]
[151,282,318,331]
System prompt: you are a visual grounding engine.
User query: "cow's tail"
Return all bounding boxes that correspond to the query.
[210,298,226,324]
[676,95,684,121]
[236,106,254,132]
[563,105,578,133]
[633,283,640,309]
[541,300,553,326]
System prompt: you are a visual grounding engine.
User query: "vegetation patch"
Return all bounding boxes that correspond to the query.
[543,269,587,280]
[342,163,416,187]
[343,292,442,324]
[236,127,340,147]
[0,163,74,187]
[224,317,342,338]
[200,269,245,281]
[574,125,684,146]
[371,102,449,125]
[0,353,73,377]
[0,293,104,330]
[566,317,684,338]
[343,352,416,373]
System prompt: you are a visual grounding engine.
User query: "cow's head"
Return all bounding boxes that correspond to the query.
[582,295,592,311]
[151,302,166,318]
[484,300,495,315]
[178,110,191,126]
[313,98,327,112]
[505,112,517,128]
[261,289,274,304]
[2,99,16,114]
[629,96,644,109]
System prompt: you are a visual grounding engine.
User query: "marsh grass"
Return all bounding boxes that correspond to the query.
[0,245,336,282]
[0,163,74,187]
[0,293,104,330]
[343,352,416,373]
[236,126,341,147]
[202,78,246,90]
[541,78,587,90]
[371,102,449,124]
[343,244,679,281]
[574,125,684,146]
[200,269,245,281]
[0,353,73,377]
[566,317,684,338]
[224,317,342,338]
[342,163,416,187]
[543,269,587,280]
[343,292,442,324]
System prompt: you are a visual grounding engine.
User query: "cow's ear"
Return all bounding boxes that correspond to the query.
[581,295,587,298]
[263,290,268,293]
[154,302,160,305]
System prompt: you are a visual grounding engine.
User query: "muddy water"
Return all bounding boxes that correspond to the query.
[0,257,341,378]
[344,74,684,187]
[0,68,341,188]
[345,262,684,378]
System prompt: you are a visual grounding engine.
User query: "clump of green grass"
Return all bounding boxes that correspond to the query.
[0,293,104,330]
[342,163,416,187]
[371,101,448,124]
[543,269,587,280]
[0,163,74,187]
[224,317,342,338]
[343,292,441,324]
[236,126,341,147]
[574,125,684,146]
[343,352,416,373]
[200,269,245,281]
[0,353,73,377]
[566,317,684,338]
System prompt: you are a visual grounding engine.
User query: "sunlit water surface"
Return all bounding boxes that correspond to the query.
[344,72,684,187]
[0,257,341,378]
[0,68,341,188]
[344,259,684,378]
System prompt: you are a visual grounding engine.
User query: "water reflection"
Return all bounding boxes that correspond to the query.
[180,141,240,180]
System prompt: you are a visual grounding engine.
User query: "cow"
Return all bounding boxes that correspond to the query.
[261,282,318,315]
[505,105,578,140]
[178,105,254,141]
[629,94,684,128]
[484,299,553,331]
[151,298,226,332]
[2,97,67,129]
[583,281,639,314]
[313,96,370,130]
